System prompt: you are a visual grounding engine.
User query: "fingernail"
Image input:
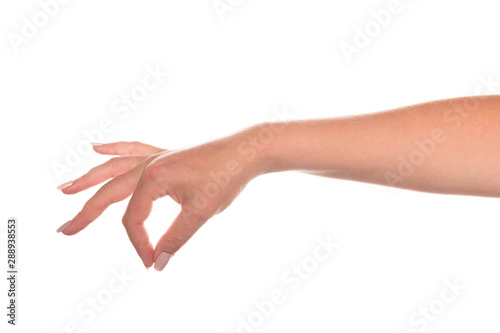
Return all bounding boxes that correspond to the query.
[91,142,104,146]
[154,252,172,271]
[57,220,72,233]
[57,180,74,190]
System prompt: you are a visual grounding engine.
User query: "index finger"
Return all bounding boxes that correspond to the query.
[121,173,162,269]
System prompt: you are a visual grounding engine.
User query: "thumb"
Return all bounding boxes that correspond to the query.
[153,209,207,271]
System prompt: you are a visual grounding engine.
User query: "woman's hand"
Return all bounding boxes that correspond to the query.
[57,127,267,271]
[57,96,500,271]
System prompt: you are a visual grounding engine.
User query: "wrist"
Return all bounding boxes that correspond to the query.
[242,121,288,176]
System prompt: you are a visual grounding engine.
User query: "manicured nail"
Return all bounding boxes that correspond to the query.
[91,142,104,146]
[57,180,74,190]
[57,220,72,233]
[154,252,172,271]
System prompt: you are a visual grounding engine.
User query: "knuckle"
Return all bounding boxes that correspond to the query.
[98,182,116,205]
[85,165,98,176]
[187,205,210,221]
[143,163,163,181]
[131,141,144,151]
[80,165,99,181]
[108,157,120,166]
[100,181,113,194]
[185,199,213,221]
[164,235,187,252]
[121,215,130,227]
[135,238,150,249]
[110,156,120,163]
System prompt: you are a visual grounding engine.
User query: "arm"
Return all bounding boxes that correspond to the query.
[57,95,500,271]
[264,95,500,196]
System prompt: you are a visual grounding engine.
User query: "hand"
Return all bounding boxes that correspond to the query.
[57,130,266,271]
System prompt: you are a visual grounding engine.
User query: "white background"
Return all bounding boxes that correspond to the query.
[1,0,500,332]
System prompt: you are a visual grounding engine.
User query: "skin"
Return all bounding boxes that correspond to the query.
[59,95,500,269]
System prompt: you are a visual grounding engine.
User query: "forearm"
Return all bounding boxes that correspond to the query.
[262,95,500,197]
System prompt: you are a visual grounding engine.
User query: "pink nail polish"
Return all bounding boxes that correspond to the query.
[91,142,104,146]
[154,252,172,271]
[57,220,72,233]
[57,180,74,190]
